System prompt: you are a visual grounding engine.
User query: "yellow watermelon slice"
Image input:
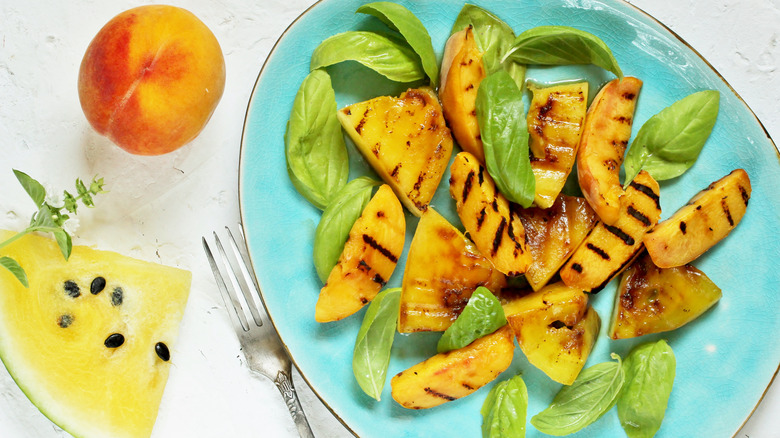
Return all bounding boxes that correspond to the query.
[0,230,191,438]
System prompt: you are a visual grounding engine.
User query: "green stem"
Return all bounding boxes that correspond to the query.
[0,226,62,252]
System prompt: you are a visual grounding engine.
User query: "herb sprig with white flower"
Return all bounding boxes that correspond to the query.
[0,170,105,287]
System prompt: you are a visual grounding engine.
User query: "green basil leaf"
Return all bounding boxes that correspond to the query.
[13,169,46,207]
[618,340,676,438]
[357,2,438,87]
[504,26,623,79]
[352,287,401,401]
[30,205,57,228]
[481,375,528,438]
[313,177,380,283]
[311,31,425,83]
[623,90,720,185]
[438,287,507,353]
[476,70,535,208]
[285,69,349,210]
[0,256,28,288]
[52,229,72,261]
[531,353,625,436]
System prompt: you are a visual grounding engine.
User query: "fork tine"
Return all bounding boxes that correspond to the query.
[213,231,264,328]
[225,226,267,316]
[203,236,250,331]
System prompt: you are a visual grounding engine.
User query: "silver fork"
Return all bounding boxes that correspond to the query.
[203,226,315,438]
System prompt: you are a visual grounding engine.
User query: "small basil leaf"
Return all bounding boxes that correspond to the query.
[0,256,29,288]
[313,177,380,283]
[481,375,528,438]
[504,26,623,79]
[476,70,535,208]
[623,90,720,185]
[285,69,349,210]
[357,2,438,87]
[438,287,507,353]
[310,31,425,83]
[618,340,676,438]
[13,169,46,207]
[52,229,72,261]
[531,353,625,436]
[352,287,401,401]
[30,205,57,228]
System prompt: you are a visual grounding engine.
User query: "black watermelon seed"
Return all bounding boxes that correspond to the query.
[104,333,125,348]
[57,314,74,328]
[111,287,124,306]
[90,277,106,295]
[64,280,81,298]
[155,342,170,361]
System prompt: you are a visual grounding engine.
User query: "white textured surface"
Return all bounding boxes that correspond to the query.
[0,1,777,437]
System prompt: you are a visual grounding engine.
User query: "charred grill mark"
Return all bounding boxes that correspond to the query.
[592,248,642,293]
[586,243,611,260]
[572,263,583,273]
[604,224,636,246]
[344,109,352,116]
[627,205,651,227]
[680,221,687,234]
[372,274,387,286]
[362,234,398,263]
[414,174,425,193]
[629,181,661,209]
[538,95,555,119]
[358,259,372,273]
[462,383,475,391]
[491,198,499,212]
[623,92,636,100]
[355,109,370,134]
[465,83,474,91]
[614,116,632,124]
[477,166,485,186]
[604,159,618,171]
[462,170,475,202]
[492,217,507,256]
[507,216,523,249]
[722,197,734,226]
[390,164,401,178]
[470,109,477,116]
[424,387,456,401]
[377,211,385,218]
[549,320,573,330]
[739,185,750,206]
[477,207,487,231]
[360,297,369,304]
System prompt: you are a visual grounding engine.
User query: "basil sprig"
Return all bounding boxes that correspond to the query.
[357,2,438,86]
[618,340,676,438]
[623,90,720,186]
[352,287,401,401]
[475,70,535,208]
[481,375,528,438]
[503,26,623,79]
[310,31,425,83]
[437,287,507,353]
[531,353,625,435]
[451,4,525,88]
[285,69,349,210]
[313,177,380,283]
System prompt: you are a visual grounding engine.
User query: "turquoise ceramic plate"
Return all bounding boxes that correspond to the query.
[239,1,780,437]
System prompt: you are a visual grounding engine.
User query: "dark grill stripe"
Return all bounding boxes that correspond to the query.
[424,387,456,401]
[591,248,642,294]
[571,263,583,273]
[492,217,507,256]
[362,234,398,263]
[477,165,485,186]
[476,208,487,231]
[604,224,635,246]
[627,205,651,227]
[739,185,750,206]
[680,221,687,234]
[462,170,475,203]
[721,198,734,226]
[630,181,660,209]
[586,243,611,260]
[372,274,387,286]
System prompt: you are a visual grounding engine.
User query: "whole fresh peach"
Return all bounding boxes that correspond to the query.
[78,5,225,155]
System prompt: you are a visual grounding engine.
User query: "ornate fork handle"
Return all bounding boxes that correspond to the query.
[274,370,315,438]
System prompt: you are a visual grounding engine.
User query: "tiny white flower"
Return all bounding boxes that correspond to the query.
[44,184,65,208]
[63,216,80,235]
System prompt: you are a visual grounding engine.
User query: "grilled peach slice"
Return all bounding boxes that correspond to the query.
[644,169,751,268]
[577,77,642,225]
[315,185,405,322]
[449,152,532,276]
[390,325,514,409]
[399,208,505,333]
[439,27,486,162]
[503,282,600,385]
[561,171,661,293]
[517,195,598,291]
[527,82,588,208]
[338,88,453,216]
[609,252,722,339]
